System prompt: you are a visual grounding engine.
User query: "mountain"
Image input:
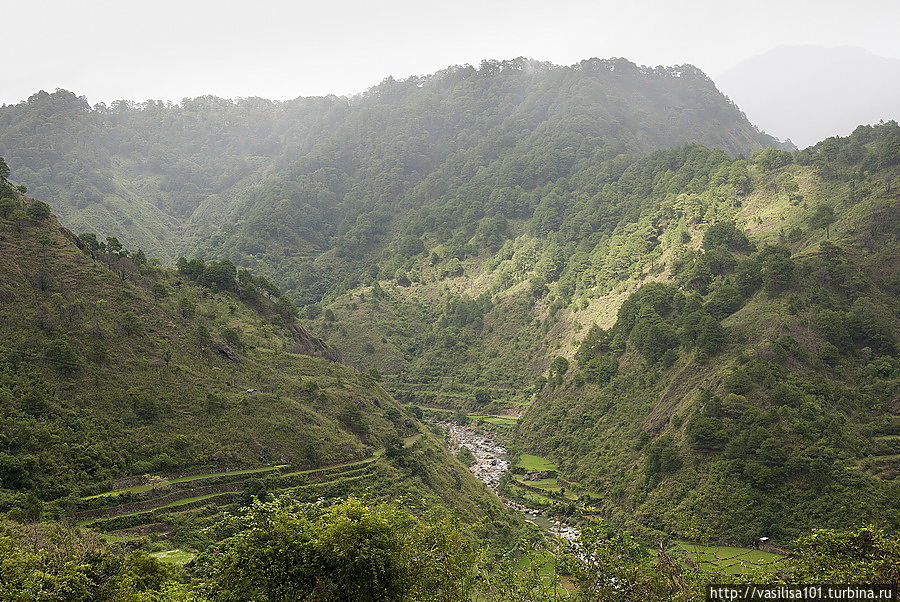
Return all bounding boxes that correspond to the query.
[0,60,898,598]
[717,46,900,148]
[305,122,900,542]
[1,53,897,554]
[0,180,514,545]
[0,58,786,261]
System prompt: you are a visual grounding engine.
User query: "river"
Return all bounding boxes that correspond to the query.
[440,421,580,540]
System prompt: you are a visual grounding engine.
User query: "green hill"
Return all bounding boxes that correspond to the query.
[307,123,899,542]
[0,58,785,262]
[0,181,513,544]
[1,62,896,553]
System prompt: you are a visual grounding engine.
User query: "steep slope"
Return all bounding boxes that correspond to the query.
[0,57,784,261]
[511,124,900,542]
[303,123,899,543]
[0,181,512,538]
[717,45,900,148]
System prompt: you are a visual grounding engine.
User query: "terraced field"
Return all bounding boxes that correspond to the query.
[470,415,520,428]
[84,465,289,499]
[407,405,522,430]
[672,543,787,575]
[856,417,900,480]
[74,454,393,535]
[514,454,558,472]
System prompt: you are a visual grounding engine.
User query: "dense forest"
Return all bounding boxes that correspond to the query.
[0,58,784,263]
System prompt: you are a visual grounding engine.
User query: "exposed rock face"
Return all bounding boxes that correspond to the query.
[287,322,344,363]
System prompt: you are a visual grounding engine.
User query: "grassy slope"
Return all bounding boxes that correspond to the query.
[513,161,899,542]
[0,189,513,533]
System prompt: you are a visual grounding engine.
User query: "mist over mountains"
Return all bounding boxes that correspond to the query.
[717,45,900,148]
[0,58,784,261]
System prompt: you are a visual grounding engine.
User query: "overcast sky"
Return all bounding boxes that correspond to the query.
[4,0,900,105]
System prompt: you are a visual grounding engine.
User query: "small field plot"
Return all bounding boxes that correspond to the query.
[520,477,562,492]
[515,454,558,472]
[469,414,520,428]
[523,492,556,505]
[150,549,197,565]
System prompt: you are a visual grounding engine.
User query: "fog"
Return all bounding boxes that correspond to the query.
[4,0,900,105]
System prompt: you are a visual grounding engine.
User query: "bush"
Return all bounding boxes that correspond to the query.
[44,338,80,374]
[198,497,477,601]
[25,201,51,221]
[0,197,16,219]
[645,435,682,476]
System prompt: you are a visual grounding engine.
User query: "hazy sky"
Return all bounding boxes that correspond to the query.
[5,0,900,105]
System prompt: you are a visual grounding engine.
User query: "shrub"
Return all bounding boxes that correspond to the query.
[25,201,52,221]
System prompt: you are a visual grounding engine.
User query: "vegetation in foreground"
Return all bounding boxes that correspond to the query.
[1,497,897,601]
[0,175,520,561]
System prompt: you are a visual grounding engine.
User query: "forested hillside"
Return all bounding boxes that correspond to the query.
[1,55,897,593]
[0,180,514,541]
[311,123,900,542]
[0,58,784,262]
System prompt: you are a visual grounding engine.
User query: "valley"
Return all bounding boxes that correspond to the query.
[0,55,897,599]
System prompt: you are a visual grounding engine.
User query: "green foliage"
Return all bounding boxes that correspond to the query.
[703,220,753,253]
[513,125,899,543]
[567,527,683,600]
[751,147,793,170]
[456,447,476,467]
[0,521,187,601]
[197,497,477,601]
[784,525,900,583]
[808,205,836,231]
[25,201,51,221]
[645,435,682,476]
[0,197,17,219]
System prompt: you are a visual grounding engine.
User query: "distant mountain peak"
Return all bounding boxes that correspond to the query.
[716,45,900,148]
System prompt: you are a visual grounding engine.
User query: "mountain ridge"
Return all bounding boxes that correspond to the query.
[717,45,900,148]
[0,56,787,262]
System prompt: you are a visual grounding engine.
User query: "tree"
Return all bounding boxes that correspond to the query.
[808,204,836,237]
[785,525,900,583]
[528,276,548,298]
[79,232,103,252]
[45,338,80,374]
[198,497,476,601]
[198,259,238,291]
[0,197,17,219]
[120,311,143,335]
[474,388,492,405]
[645,435,682,476]
[25,201,51,221]
[383,434,407,463]
[567,528,684,601]
[703,220,752,253]
[550,356,570,376]
[456,446,476,466]
[0,156,9,179]
[177,294,196,318]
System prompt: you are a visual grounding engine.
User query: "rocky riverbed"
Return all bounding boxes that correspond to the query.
[441,421,580,540]
[443,422,509,489]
